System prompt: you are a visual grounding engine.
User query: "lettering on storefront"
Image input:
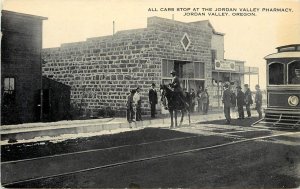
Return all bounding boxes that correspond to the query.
[215,60,235,71]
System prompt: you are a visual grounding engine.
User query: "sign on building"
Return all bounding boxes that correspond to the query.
[215,60,235,71]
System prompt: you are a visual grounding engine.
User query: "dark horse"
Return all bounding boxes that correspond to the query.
[160,84,191,128]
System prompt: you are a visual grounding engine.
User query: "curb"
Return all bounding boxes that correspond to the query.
[1,112,223,141]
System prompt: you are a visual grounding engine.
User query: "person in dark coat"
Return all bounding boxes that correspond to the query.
[201,88,209,114]
[230,88,237,115]
[255,84,263,119]
[169,70,184,107]
[197,86,203,112]
[190,88,196,112]
[244,84,253,118]
[222,84,231,124]
[236,86,245,119]
[126,89,135,122]
[149,83,158,118]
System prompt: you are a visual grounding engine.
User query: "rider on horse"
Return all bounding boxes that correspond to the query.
[169,70,185,108]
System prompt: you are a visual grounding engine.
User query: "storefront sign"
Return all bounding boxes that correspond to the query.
[215,60,235,71]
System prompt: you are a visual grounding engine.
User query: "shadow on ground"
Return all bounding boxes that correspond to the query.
[198,117,260,127]
[1,128,196,162]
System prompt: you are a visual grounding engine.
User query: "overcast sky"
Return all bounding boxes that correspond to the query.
[3,0,300,89]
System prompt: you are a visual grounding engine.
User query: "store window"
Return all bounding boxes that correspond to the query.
[269,63,284,85]
[288,61,300,84]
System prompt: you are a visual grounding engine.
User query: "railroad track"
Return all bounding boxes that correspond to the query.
[2,127,299,187]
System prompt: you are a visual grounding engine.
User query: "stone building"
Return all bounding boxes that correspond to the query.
[1,10,71,124]
[42,17,256,116]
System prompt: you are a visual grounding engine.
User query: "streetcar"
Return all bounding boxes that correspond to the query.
[254,44,300,129]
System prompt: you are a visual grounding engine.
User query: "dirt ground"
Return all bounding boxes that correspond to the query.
[2,119,300,188]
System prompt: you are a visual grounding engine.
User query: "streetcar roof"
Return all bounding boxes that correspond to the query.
[264,51,300,59]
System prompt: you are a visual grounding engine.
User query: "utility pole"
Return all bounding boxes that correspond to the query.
[113,21,115,35]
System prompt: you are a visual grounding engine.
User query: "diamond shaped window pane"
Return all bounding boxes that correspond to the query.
[180,33,191,51]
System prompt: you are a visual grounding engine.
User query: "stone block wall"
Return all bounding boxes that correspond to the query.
[42,16,213,116]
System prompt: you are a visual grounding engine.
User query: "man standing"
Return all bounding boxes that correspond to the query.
[126,89,135,122]
[236,86,245,119]
[201,88,209,114]
[244,84,253,118]
[230,88,237,118]
[222,84,231,124]
[149,83,158,118]
[197,86,203,113]
[255,84,263,119]
[190,88,196,112]
[133,87,142,121]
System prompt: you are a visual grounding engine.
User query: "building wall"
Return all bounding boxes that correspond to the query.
[41,77,71,121]
[42,16,213,115]
[211,34,224,60]
[1,11,44,124]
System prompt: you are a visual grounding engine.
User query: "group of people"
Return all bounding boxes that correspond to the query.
[127,68,263,125]
[222,83,262,124]
[126,83,158,123]
[126,70,211,122]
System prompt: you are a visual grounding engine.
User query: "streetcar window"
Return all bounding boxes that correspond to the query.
[288,61,300,84]
[269,63,284,85]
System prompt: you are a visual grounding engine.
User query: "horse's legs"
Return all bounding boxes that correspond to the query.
[174,110,178,127]
[179,110,184,127]
[170,110,174,128]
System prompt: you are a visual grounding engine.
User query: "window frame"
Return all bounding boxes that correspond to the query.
[3,77,16,94]
[287,60,300,85]
[267,62,285,86]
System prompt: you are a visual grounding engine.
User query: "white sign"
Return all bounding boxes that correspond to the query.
[215,60,235,71]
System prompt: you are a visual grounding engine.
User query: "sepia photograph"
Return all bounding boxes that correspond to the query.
[1,0,300,188]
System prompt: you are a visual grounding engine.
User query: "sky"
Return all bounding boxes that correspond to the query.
[2,0,300,90]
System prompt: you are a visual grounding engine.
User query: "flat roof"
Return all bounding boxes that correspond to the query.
[2,10,48,20]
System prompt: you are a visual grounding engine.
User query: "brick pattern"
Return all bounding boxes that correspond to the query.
[42,17,213,115]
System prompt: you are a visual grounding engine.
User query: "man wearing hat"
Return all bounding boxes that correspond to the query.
[236,86,245,119]
[169,70,184,105]
[244,84,253,118]
[169,70,181,92]
[126,89,136,122]
[149,83,158,118]
[133,87,142,121]
[255,84,263,119]
[222,83,231,124]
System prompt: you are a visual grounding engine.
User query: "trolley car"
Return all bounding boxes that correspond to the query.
[255,44,300,129]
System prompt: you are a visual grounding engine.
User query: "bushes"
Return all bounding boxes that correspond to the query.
[98,107,115,118]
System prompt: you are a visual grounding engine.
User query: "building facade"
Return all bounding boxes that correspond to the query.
[1,10,71,125]
[42,17,256,116]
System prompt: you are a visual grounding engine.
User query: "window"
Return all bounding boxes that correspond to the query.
[288,61,300,84]
[269,63,284,85]
[162,59,174,77]
[3,77,15,94]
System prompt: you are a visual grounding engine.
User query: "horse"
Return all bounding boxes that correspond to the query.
[160,84,191,128]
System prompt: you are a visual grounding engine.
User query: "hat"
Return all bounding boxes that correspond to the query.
[170,70,176,74]
[130,89,136,93]
[236,86,242,89]
[136,86,140,90]
[151,83,156,87]
[255,84,260,88]
[244,84,249,87]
